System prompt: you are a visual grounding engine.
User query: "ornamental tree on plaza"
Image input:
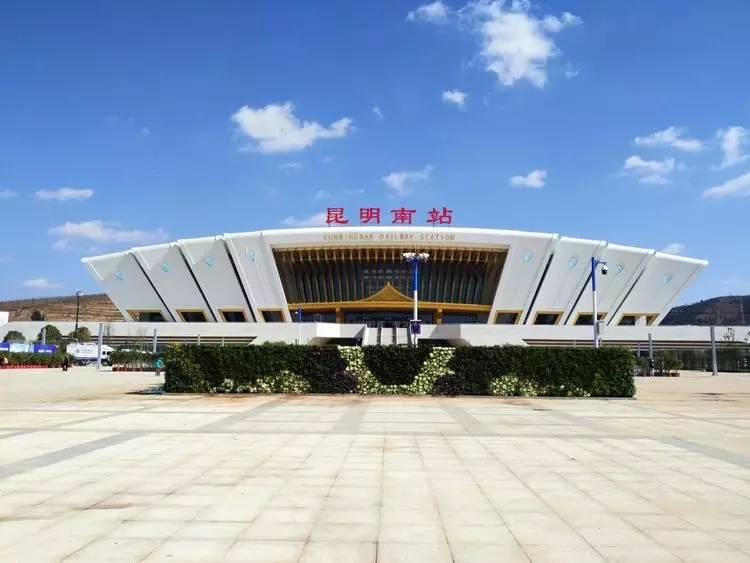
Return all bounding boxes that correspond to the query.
[2,330,26,343]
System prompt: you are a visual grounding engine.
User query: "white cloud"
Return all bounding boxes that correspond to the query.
[442,89,468,109]
[407,1,450,24]
[564,63,579,78]
[344,188,366,195]
[372,106,384,120]
[281,212,328,227]
[231,102,353,153]
[314,189,332,200]
[51,239,70,251]
[0,189,18,199]
[510,169,546,188]
[661,243,685,255]
[382,165,433,195]
[35,187,94,201]
[279,162,303,170]
[634,126,703,152]
[458,1,582,88]
[717,126,748,168]
[623,155,677,185]
[541,11,582,32]
[703,171,750,199]
[48,220,168,248]
[23,278,61,289]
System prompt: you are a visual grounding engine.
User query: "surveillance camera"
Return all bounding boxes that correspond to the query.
[601,264,608,275]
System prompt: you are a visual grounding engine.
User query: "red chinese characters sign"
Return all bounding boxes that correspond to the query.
[326,207,453,226]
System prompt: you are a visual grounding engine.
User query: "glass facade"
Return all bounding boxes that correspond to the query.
[273,246,506,306]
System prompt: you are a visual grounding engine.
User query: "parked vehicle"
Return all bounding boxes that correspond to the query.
[66,343,114,366]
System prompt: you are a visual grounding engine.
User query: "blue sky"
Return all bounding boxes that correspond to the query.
[1,0,749,303]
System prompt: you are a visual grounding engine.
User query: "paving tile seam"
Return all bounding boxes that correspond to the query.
[438,429,534,562]
[0,431,145,481]
[439,404,493,435]
[655,436,750,470]
[0,406,158,442]
[467,433,615,561]
[0,427,678,438]
[331,401,370,434]
[196,397,292,431]
[614,400,750,432]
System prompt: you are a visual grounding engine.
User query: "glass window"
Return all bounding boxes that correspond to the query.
[534,313,560,325]
[262,310,284,322]
[132,311,165,322]
[495,312,519,325]
[443,312,481,324]
[575,313,605,326]
[180,311,208,322]
[221,310,247,322]
[619,315,637,326]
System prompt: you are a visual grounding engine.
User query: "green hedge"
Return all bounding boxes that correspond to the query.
[164,344,350,393]
[110,350,159,368]
[362,345,432,385]
[449,346,635,397]
[0,352,69,367]
[164,344,635,397]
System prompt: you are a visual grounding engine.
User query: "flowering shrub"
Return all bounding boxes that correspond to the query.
[164,343,634,397]
[488,373,539,397]
[488,373,592,397]
[340,346,454,395]
[256,371,311,394]
[209,371,310,394]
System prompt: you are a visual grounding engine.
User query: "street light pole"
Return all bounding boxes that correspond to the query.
[297,306,303,345]
[403,252,430,345]
[590,258,607,349]
[74,290,82,342]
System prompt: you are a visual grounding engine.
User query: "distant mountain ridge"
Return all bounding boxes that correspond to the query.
[662,295,749,326]
[0,293,123,322]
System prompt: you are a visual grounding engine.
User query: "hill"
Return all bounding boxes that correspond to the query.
[661,295,749,326]
[0,293,123,322]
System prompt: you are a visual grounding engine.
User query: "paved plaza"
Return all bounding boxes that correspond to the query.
[0,368,749,562]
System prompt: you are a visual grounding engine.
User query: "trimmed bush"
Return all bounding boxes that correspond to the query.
[0,352,69,367]
[362,345,432,385]
[654,351,681,375]
[343,346,454,395]
[449,346,635,397]
[163,344,635,397]
[163,343,345,393]
[110,350,159,369]
[432,372,463,396]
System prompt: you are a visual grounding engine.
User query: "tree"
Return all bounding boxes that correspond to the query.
[36,324,62,344]
[2,330,26,343]
[30,310,47,321]
[68,327,91,342]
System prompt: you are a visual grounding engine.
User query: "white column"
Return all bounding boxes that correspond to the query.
[96,323,104,370]
[710,326,718,376]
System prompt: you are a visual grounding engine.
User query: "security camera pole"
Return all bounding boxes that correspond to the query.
[590,257,607,348]
[403,252,430,345]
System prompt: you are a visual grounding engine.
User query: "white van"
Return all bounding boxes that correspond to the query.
[66,343,115,366]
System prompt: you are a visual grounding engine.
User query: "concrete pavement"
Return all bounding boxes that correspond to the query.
[0,367,748,562]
